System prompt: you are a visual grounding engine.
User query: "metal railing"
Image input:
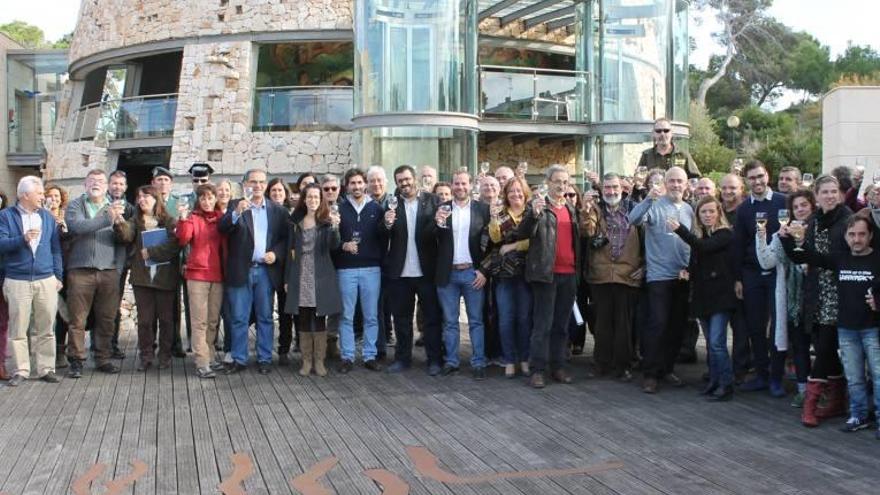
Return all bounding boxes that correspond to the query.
[478,65,590,122]
[66,93,178,142]
[253,86,353,131]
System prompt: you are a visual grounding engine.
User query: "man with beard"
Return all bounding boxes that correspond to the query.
[583,173,643,381]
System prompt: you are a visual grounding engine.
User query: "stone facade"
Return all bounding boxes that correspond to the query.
[69,0,354,62]
[480,136,577,175]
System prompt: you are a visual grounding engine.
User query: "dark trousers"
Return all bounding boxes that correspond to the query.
[296,307,326,333]
[730,299,752,375]
[529,273,577,373]
[591,283,639,373]
[133,287,176,363]
[742,269,775,378]
[775,321,811,383]
[276,288,295,354]
[388,276,442,366]
[483,279,502,361]
[642,280,689,379]
[567,282,590,349]
[811,323,843,379]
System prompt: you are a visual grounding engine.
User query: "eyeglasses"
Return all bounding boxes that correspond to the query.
[654,129,671,134]
[192,178,209,184]
[323,186,338,192]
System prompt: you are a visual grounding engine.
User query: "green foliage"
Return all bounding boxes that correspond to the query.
[0,20,46,48]
[689,102,737,174]
[52,32,73,49]
[787,33,834,95]
[834,44,880,78]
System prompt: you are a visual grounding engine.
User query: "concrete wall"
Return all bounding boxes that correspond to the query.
[822,86,880,176]
[0,34,26,198]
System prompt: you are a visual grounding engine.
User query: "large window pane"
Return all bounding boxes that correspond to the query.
[7,52,68,153]
[358,126,477,180]
[601,0,669,121]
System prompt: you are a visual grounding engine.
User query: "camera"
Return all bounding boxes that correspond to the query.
[591,235,609,249]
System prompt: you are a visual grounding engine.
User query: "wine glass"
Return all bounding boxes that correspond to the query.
[44,197,55,210]
[244,186,255,202]
[790,220,806,251]
[480,162,491,175]
[802,173,814,189]
[732,158,744,176]
[387,195,398,210]
[777,209,790,225]
[351,230,362,246]
[330,203,339,214]
[872,170,880,187]
[755,211,768,230]
[438,204,452,229]
[517,161,528,177]
[667,204,682,236]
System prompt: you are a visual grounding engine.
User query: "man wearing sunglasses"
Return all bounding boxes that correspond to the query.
[637,117,700,178]
[180,163,214,211]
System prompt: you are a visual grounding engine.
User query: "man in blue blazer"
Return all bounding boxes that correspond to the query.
[219,169,288,375]
[0,176,63,386]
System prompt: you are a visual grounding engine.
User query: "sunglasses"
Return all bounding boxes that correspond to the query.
[192,178,209,184]
[323,186,338,192]
[654,129,671,134]
[565,193,578,198]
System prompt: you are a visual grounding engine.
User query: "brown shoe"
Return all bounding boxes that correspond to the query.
[0,367,9,381]
[529,372,546,389]
[642,377,658,394]
[551,369,573,384]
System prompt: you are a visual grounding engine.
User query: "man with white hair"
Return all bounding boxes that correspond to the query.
[494,166,514,189]
[628,166,693,394]
[419,165,437,193]
[367,165,388,205]
[0,176,64,386]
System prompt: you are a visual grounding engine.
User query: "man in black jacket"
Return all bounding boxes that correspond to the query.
[219,169,288,375]
[383,165,443,375]
[517,164,582,388]
[432,168,491,380]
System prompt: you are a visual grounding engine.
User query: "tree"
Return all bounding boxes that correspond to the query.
[834,44,880,78]
[732,17,797,106]
[787,33,834,97]
[691,0,774,107]
[52,32,73,49]
[689,102,736,173]
[0,20,46,48]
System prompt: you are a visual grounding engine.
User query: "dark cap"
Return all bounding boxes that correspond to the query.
[151,166,173,179]
[188,162,214,178]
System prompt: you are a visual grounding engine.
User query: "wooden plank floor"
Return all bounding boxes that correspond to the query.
[1,324,878,495]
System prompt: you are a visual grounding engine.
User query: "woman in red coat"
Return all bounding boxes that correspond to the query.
[177,183,226,378]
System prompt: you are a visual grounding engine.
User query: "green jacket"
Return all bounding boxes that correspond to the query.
[114,219,180,291]
[637,144,700,178]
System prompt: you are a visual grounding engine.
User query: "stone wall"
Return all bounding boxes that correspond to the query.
[69,0,354,63]
[478,18,575,46]
[479,136,577,174]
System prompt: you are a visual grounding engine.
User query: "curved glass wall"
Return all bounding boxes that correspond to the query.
[600,0,670,122]
[355,0,477,116]
[358,127,477,180]
[672,0,689,122]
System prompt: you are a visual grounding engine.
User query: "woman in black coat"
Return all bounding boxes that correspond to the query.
[669,196,737,401]
[284,183,341,377]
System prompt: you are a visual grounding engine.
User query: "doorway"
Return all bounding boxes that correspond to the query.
[115,147,171,203]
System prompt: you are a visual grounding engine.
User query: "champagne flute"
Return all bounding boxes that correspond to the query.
[802,173,814,189]
[480,161,491,175]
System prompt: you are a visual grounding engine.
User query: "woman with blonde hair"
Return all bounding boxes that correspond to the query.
[668,195,736,401]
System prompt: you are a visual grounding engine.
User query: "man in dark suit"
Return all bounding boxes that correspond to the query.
[219,168,288,375]
[432,168,491,380]
[382,165,443,375]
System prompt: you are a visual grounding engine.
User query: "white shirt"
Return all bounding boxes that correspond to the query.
[17,205,42,255]
[750,187,774,204]
[347,194,368,215]
[400,195,423,277]
[451,200,472,265]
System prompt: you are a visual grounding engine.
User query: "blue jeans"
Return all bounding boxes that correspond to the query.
[838,327,880,420]
[338,267,381,362]
[495,275,532,365]
[437,268,485,368]
[700,312,734,387]
[227,265,275,365]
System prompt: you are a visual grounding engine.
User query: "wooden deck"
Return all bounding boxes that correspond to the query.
[1,326,878,495]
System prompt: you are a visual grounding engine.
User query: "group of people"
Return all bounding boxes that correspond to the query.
[1,117,879,440]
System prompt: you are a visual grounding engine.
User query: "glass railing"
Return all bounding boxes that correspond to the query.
[478,65,590,122]
[253,86,353,131]
[65,94,178,142]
